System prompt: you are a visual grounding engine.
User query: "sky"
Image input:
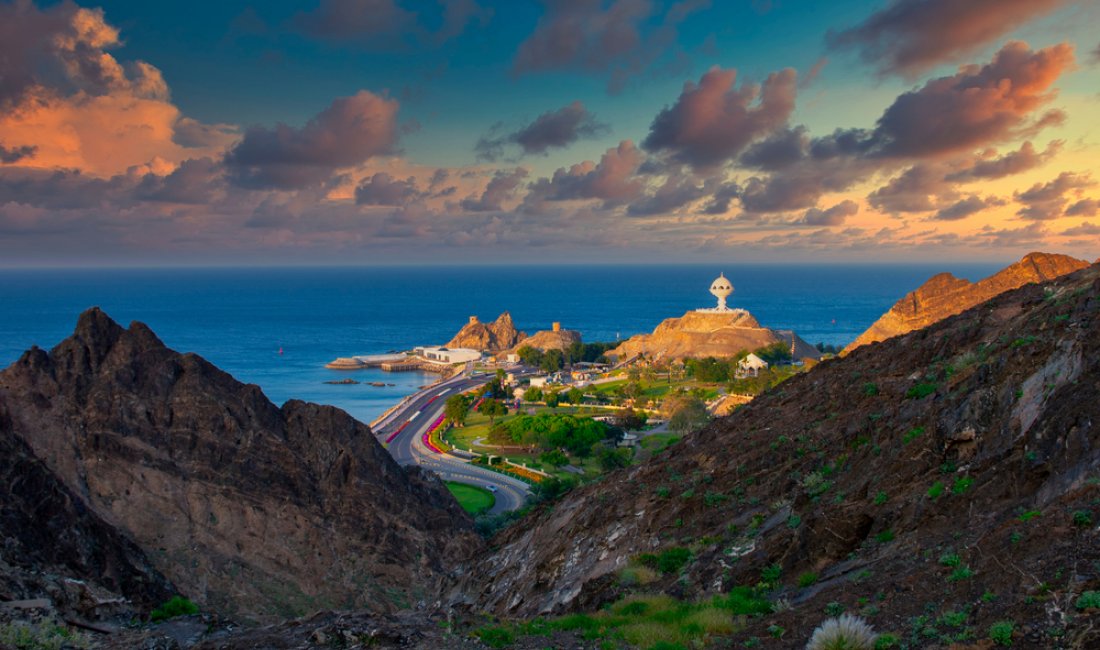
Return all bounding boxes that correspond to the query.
[0,0,1098,266]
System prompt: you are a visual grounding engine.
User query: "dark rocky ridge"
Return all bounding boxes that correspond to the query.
[464,262,1100,647]
[0,308,481,624]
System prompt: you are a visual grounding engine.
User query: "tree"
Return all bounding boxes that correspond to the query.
[516,345,544,368]
[540,348,564,373]
[755,341,793,365]
[539,449,569,467]
[668,396,710,435]
[566,341,585,365]
[523,385,543,402]
[566,387,584,405]
[615,408,647,431]
[544,391,560,409]
[478,398,508,427]
[597,446,632,471]
[443,394,471,427]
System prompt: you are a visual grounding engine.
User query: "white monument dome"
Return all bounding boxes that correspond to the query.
[709,272,733,310]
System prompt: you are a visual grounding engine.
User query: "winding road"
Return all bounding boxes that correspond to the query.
[372,371,531,514]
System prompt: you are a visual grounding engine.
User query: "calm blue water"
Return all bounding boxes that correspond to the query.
[0,264,1000,423]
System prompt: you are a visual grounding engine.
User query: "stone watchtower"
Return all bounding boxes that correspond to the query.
[710,273,733,311]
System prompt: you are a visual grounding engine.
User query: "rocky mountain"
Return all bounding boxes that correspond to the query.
[512,322,582,353]
[446,312,526,352]
[844,251,1089,354]
[463,262,1100,647]
[0,308,480,624]
[609,309,820,362]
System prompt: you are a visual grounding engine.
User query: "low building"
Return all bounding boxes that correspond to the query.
[529,376,549,388]
[414,346,482,365]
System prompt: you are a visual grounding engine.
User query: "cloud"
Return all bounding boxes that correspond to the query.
[0,2,238,176]
[524,140,645,208]
[136,157,224,204]
[1061,222,1100,236]
[172,117,240,149]
[459,168,528,211]
[739,126,809,171]
[512,0,711,92]
[292,0,490,46]
[868,163,951,214]
[225,91,400,189]
[475,101,608,160]
[868,42,1073,158]
[827,0,1068,78]
[1014,171,1096,220]
[945,141,1061,182]
[354,172,422,205]
[626,174,707,216]
[1065,198,1100,218]
[643,66,797,169]
[932,195,1002,221]
[0,143,37,164]
[800,199,858,226]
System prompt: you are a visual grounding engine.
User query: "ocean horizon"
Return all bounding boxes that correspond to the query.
[0,263,1002,424]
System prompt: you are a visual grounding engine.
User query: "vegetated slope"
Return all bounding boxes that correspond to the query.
[0,409,175,623]
[0,308,480,623]
[468,263,1100,647]
[844,251,1089,354]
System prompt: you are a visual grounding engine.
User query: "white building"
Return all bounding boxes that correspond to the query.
[415,346,482,365]
[529,376,549,388]
[737,353,769,377]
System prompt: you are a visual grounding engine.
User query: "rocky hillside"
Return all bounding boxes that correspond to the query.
[0,409,175,624]
[446,312,526,351]
[844,251,1088,354]
[512,323,582,353]
[610,309,820,362]
[0,308,480,624]
[465,262,1100,647]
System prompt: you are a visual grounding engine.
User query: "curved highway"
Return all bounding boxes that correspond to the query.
[373,372,531,514]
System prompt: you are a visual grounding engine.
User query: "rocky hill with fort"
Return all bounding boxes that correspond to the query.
[511,321,582,353]
[445,312,525,351]
[610,309,820,362]
[843,251,1089,354]
[0,308,480,626]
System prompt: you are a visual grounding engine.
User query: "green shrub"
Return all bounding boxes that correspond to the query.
[927,481,944,501]
[952,476,974,494]
[1072,510,1093,527]
[948,566,974,582]
[761,563,782,585]
[787,515,802,529]
[0,617,90,650]
[938,552,960,567]
[875,529,895,543]
[862,383,879,396]
[902,427,925,444]
[1075,591,1100,609]
[150,595,198,622]
[1017,510,1041,522]
[873,491,888,505]
[988,620,1014,646]
[806,614,878,650]
[798,572,819,588]
[824,601,845,616]
[874,633,899,648]
[905,383,937,400]
[655,486,671,498]
[641,547,692,575]
[475,626,515,648]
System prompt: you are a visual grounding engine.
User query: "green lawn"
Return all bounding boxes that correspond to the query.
[445,482,495,515]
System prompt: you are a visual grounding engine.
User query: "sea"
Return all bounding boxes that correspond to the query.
[0,264,1002,424]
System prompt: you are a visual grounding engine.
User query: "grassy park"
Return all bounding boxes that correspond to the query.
[445,482,495,515]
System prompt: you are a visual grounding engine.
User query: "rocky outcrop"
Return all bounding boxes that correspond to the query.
[0,407,175,623]
[0,308,480,624]
[844,251,1089,353]
[609,309,819,362]
[464,262,1100,646]
[513,322,582,353]
[445,313,525,352]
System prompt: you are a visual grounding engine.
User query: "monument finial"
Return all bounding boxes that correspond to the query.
[709,273,734,311]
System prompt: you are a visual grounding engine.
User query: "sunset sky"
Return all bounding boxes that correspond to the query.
[0,0,1098,265]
